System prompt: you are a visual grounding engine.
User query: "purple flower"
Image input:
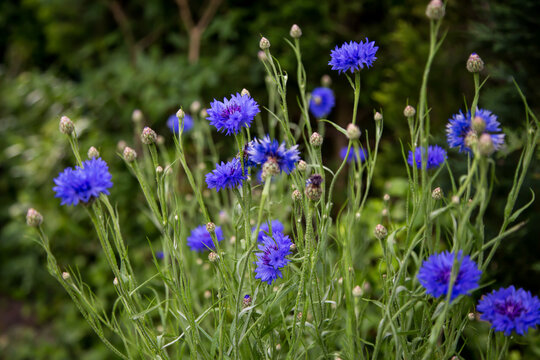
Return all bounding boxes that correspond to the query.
[206,158,246,191]
[254,231,292,285]
[206,93,260,135]
[340,146,366,163]
[167,114,193,133]
[417,250,481,302]
[329,39,378,74]
[407,145,447,169]
[446,108,505,153]
[252,220,285,243]
[187,225,224,252]
[309,87,335,118]
[53,158,113,206]
[247,136,300,174]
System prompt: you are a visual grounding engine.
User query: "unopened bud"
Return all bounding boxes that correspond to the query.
[208,252,219,262]
[59,116,74,135]
[403,105,416,118]
[472,116,486,133]
[452,195,460,204]
[156,135,165,145]
[321,74,332,87]
[257,50,267,61]
[123,146,137,162]
[374,112,383,121]
[26,208,43,227]
[466,53,484,73]
[467,312,476,321]
[241,88,250,97]
[465,131,478,148]
[132,109,143,123]
[200,108,208,118]
[478,133,494,156]
[292,189,302,202]
[297,160,307,172]
[290,243,296,251]
[432,187,443,200]
[383,194,390,202]
[276,343,282,351]
[117,140,127,152]
[346,123,361,140]
[242,295,252,308]
[352,285,363,297]
[289,24,302,38]
[206,222,216,233]
[374,224,387,240]
[141,127,157,145]
[113,277,118,285]
[156,166,163,174]
[310,132,323,147]
[425,0,445,20]
[259,37,270,50]
[190,101,201,113]
[87,146,99,158]
[62,272,70,280]
[262,159,280,180]
[204,290,212,299]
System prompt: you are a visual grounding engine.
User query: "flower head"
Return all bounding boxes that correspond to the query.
[340,146,366,163]
[53,158,113,206]
[254,231,293,285]
[187,224,224,252]
[447,108,504,153]
[417,250,481,302]
[407,145,447,169]
[252,220,285,243]
[167,114,193,133]
[247,136,300,174]
[206,158,246,192]
[329,39,378,74]
[477,286,540,336]
[309,87,335,118]
[207,93,260,135]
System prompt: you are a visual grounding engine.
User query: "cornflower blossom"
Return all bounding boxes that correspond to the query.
[247,136,300,174]
[417,251,481,302]
[167,114,193,133]
[53,158,113,206]
[407,145,447,169]
[254,232,293,285]
[340,146,366,163]
[447,108,505,153]
[309,87,335,118]
[206,93,260,135]
[206,158,246,191]
[187,225,224,252]
[252,220,285,243]
[477,286,540,336]
[329,39,378,73]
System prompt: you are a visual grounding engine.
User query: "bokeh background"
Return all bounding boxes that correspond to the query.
[1,0,539,358]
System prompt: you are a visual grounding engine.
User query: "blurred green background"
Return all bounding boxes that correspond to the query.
[1,0,539,358]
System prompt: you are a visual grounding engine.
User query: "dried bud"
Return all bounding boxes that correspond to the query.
[208,252,219,262]
[426,0,445,20]
[132,109,143,123]
[141,127,157,145]
[123,146,137,162]
[346,123,361,140]
[259,37,270,50]
[467,53,484,73]
[59,116,74,135]
[87,146,99,158]
[478,133,495,156]
[374,224,387,240]
[321,74,332,87]
[241,88,250,97]
[289,24,302,38]
[257,50,268,61]
[297,160,307,172]
[190,101,201,113]
[292,189,302,202]
[26,208,43,227]
[403,105,416,118]
[206,222,216,233]
[62,272,70,280]
[472,116,486,133]
[242,294,252,308]
[305,174,323,201]
[432,187,443,200]
[352,285,363,297]
[310,132,323,147]
[374,112,383,121]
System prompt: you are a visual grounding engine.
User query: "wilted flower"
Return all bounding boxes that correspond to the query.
[329,39,378,73]
[407,145,447,169]
[187,225,224,252]
[205,158,246,191]
[207,93,260,135]
[309,87,335,118]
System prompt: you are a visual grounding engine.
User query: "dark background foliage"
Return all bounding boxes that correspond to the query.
[1,0,539,358]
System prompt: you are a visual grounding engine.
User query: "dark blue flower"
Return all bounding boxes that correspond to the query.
[417,250,481,302]
[407,145,447,169]
[206,93,260,135]
[53,158,113,206]
[247,136,300,174]
[156,251,164,260]
[254,231,293,285]
[167,114,193,133]
[329,39,378,74]
[187,225,224,252]
[340,146,366,163]
[447,108,505,153]
[309,87,335,118]
[477,286,540,336]
[252,220,285,243]
[206,158,246,191]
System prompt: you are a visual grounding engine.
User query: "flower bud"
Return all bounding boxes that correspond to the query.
[206,222,216,233]
[156,166,163,174]
[374,112,383,121]
[242,294,252,308]
[117,140,127,152]
[432,187,443,200]
[208,252,219,262]
[190,101,201,113]
[289,24,302,38]
[465,131,478,149]
[352,285,363,297]
[310,132,323,147]
[321,74,332,87]
[259,37,270,50]
[176,108,185,120]
[451,195,460,204]
[403,105,416,118]
[59,116,74,135]
[346,123,361,140]
[241,88,250,97]
[292,189,302,202]
[113,277,119,286]
[472,116,486,133]
[305,174,323,201]
[383,194,390,202]
[262,159,280,181]
[257,50,268,61]
[426,0,445,20]
[141,127,157,145]
[276,343,282,351]
[290,243,296,251]
[297,160,307,172]
[466,53,484,73]
[26,208,43,227]
[374,224,387,240]
[132,109,143,123]
[123,146,137,162]
[478,133,495,156]
[156,135,165,145]
[62,272,70,280]
[467,312,476,321]
[87,146,99,159]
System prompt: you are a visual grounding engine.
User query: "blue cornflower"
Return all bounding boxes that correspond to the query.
[156,251,164,260]
[254,231,293,285]
[417,250,481,302]
[187,225,224,252]
[247,136,300,174]
[53,158,113,206]
[329,39,378,74]
[407,145,447,169]
[447,108,505,153]
[206,158,246,191]
[340,146,366,163]
[477,286,540,336]
[252,220,285,243]
[167,114,193,133]
[309,87,335,118]
[206,93,260,135]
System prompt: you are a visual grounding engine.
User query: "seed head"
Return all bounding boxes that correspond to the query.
[59,116,74,135]
[123,146,137,162]
[206,222,216,233]
[403,105,416,118]
[26,208,43,227]
[132,109,143,123]
[310,132,323,147]
[432,187,443,200]
[297,160,307,172]
[466,53,484,73]
[374,224,387,240]
[87,146,99,159]
[346,123,361,140]
[259,37,270,50]
[425,0,445,20]
[141,127,157,145]
[374,112,383,121]
[478,133,495,156]
[208,252,219,262]
[289,24,302,38]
